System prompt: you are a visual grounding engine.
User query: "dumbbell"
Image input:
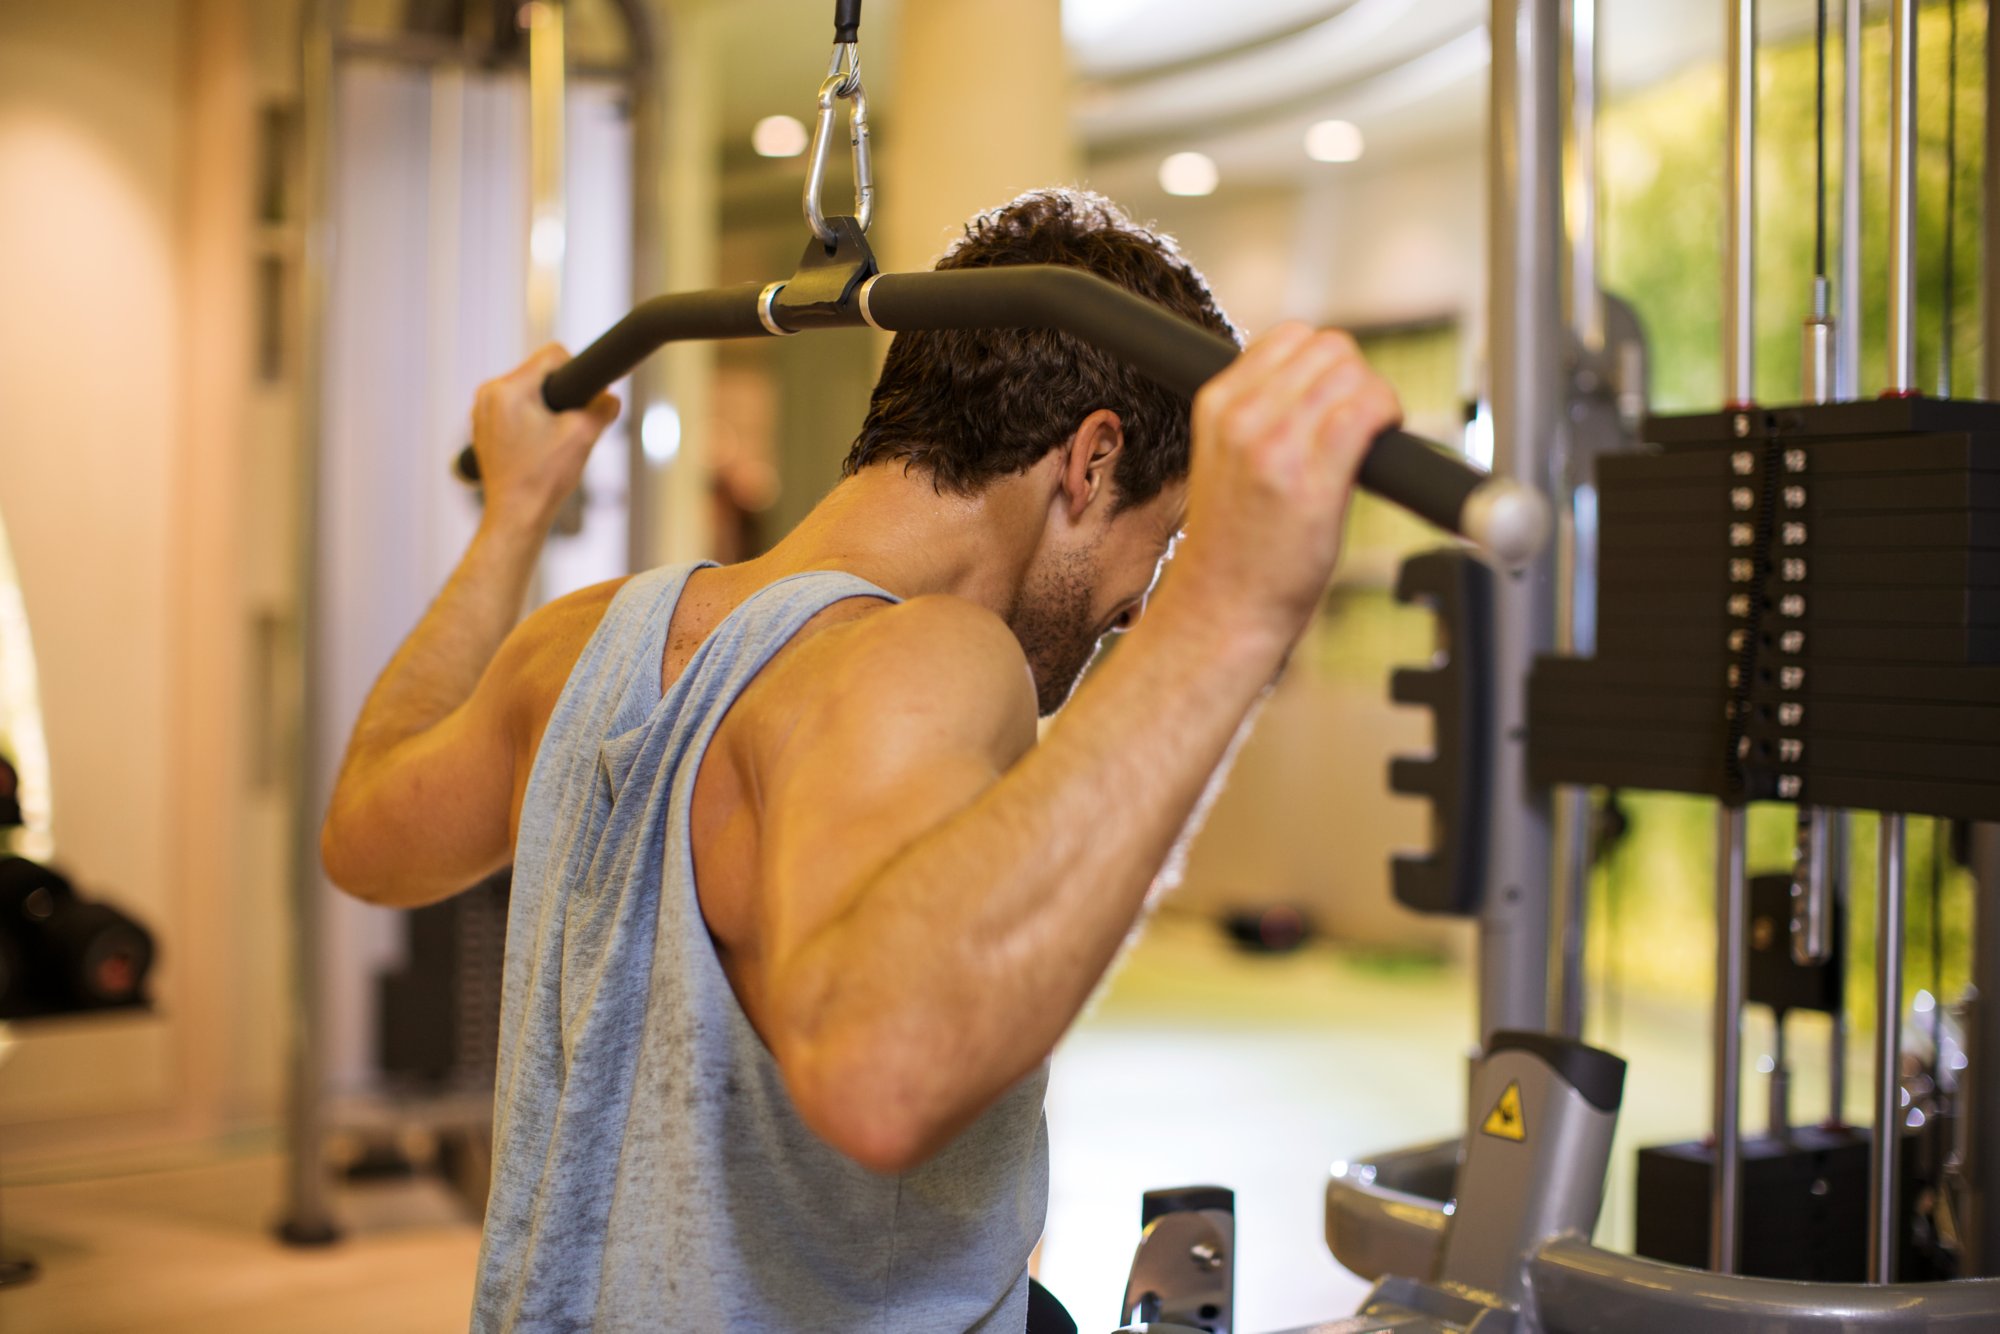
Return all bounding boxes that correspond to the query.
[0,753,20,827]
[0,856,155,1014]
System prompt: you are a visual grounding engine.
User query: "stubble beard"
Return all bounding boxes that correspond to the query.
[1009,547,1106,718]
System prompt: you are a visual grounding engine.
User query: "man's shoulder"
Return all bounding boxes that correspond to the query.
[491,576,633,718]
[780,593,1037,745]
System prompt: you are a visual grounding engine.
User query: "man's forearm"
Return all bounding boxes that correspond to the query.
[338,512,545,771]
[786,589,1292,1152]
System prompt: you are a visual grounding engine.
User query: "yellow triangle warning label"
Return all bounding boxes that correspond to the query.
[1481,1080,1527,1142]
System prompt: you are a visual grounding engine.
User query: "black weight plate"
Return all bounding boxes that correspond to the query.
[1596,585,2000,625]
[1736,734,2000,784]
[1533,655,2000,700]
[1527,689,1728,728]
[1527,750,1729,797]
[1645,400,2000,445]
[1598,474,2000,521]
[1530,723,1727,763]
[1773,771,2000,823]
[1597,621,2000,664]
[1599,547,2000,589]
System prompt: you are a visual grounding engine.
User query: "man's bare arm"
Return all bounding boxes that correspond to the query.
[756,325,1402,1172]
[320,346,619,905]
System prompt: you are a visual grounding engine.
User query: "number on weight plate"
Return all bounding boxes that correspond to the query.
[1781,666,1806,690]
[1731,558,1754,582]
[1732,487,1755,512]
[1784,448,1807,473]
[1784,485,1806,509]
[1729,594,1752,617]
[1733,451,1755,475]
[1781,630,1804,654]
[1779,703,1804,726]
[1781,594,1806,617]
[1780,739,1804,762]
[1782,557,1807,582]
[1778,775,1803,799]
[1731,523,1754,547]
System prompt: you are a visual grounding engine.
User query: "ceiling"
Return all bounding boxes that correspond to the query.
[713,0,1832,207]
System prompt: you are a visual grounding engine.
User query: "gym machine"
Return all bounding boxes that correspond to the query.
[282,0,660,1244]
[281,0,1539,1246]
[1113,0,2000,1330]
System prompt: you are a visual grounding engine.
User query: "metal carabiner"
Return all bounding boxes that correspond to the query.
[803,43,874,244]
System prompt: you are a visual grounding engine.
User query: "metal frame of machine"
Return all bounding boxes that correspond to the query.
[1127,1,2000,1331]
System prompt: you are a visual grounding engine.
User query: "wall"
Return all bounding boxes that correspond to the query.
[0,0,281,1160]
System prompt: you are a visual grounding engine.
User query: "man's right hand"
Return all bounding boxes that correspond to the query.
[470,343,622,533]
[1167,323,1402,643]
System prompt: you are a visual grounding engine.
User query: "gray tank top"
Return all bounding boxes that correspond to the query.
[472,564,1050,1332]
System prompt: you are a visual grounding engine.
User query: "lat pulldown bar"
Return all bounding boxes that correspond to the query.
[542,259,1551,569]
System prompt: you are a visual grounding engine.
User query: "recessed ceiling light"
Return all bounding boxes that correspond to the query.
[1159,151,1219,197]
[752,114,809,159]
[1305,119,1365,163]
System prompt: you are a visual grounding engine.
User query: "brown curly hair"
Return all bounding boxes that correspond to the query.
[842,189,1239,511]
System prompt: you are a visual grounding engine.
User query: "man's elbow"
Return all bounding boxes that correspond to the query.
[782,1041,944,1176]
[320,802,401,907]
[319,812,376,903]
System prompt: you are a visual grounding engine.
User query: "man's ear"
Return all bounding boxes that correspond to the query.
[1056,409,1125,524]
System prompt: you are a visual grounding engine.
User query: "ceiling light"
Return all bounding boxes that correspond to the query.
[1305,119,1365,163]
[1158,151,1218,197]
[752,114,809,159]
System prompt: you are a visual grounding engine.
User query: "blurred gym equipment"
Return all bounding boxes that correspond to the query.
[1118,0,2000,1329]
[0,504,156,1291]
[281,0,658,1248]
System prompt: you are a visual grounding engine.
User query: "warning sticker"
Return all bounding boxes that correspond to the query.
[1481,1080,1527,1142]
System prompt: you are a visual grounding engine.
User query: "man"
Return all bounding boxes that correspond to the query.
[322,190,1400,1331]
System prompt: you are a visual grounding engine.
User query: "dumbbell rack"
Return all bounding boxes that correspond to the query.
[1528,398,2000,823]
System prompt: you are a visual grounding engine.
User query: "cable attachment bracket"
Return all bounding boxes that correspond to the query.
[803,39,874,243]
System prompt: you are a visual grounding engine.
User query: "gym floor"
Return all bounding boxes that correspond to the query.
[0,914,1814,1333]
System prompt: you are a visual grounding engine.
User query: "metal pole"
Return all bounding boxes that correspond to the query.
[1564,0,1604,356]
[1712,805,1747,1273]
[1769,1013,1791,1138]
[1970,822,2000,1276]
[1553,0,1601,1041]
[623,1,663,573]
[1725,0,1757,407]
[1708,0,1757,1277]
[1830,810,1851,1127]
[1837,0,1863,401]
[1886,0,1919,395]
[525,0,567,347]
[278,0,341,1248]
[1480,0,1562,1042]
[1871,813,1908,1283]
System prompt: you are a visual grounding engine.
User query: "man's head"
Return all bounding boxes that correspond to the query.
[843,189,1239,714]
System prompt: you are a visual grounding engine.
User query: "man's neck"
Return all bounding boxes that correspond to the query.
[735,465,1043,622]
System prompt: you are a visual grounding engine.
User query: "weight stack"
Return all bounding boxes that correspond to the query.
[1528,399,2000,822]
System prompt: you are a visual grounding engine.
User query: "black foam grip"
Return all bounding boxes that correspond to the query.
[863,268,1486,537]
[540,282,770,412]
[833,0,862,43]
